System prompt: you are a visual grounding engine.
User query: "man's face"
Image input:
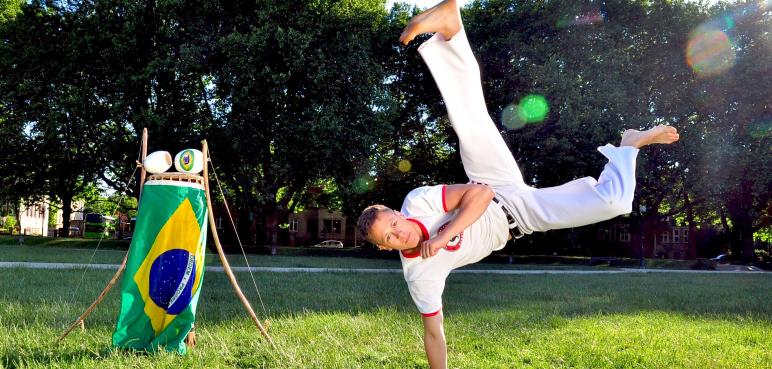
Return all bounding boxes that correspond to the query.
[369,210,421,251]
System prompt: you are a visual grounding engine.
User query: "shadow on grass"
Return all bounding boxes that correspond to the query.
[0,235,131,250]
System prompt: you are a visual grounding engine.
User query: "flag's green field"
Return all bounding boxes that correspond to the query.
[1,253,770,368]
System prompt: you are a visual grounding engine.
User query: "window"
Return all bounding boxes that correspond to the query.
[661,231,670,243]
[322,219,331,233]
[673,229,680,243]
[323,218,342,234]
[216,216,223,230]
[683,229,689,243]
[619,229,630,242]
[289,219,298,232]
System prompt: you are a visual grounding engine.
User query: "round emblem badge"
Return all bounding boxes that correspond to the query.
[179,149,195,172]
[437,222,463,251]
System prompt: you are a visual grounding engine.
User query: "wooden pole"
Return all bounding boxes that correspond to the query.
[56,128,148,344]
[139,128,148,199]
[56,253,128,343]
[201,140,275,348]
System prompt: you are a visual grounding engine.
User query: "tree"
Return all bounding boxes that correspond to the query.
[87,0,225,199]
[0,0,23,24]
[342,3,469,224]
[0,0,37,225]
[0,1,115,236]
[693,1,771,261]
[209,0,393,245]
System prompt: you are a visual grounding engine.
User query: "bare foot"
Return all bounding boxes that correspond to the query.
[620,126,680,148]
[399,0,462,45]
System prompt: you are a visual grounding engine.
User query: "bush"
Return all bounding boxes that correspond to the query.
[1,215,16,230]
[754,253,772,271]
[690,258,717,270]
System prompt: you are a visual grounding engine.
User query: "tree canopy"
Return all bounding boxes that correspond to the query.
[0,0,767,260]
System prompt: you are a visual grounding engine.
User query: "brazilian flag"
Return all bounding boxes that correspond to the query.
[112,179,208,354]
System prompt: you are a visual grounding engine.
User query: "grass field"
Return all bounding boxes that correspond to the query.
[1,245,771,368]
[0,238,621,270]
[1,235,690,270]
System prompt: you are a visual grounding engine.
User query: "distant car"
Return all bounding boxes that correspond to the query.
[711,253,730,263]
[68,226,80,237]
[311,240,344,248]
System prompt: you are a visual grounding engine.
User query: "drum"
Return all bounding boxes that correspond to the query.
[113,173,208,354]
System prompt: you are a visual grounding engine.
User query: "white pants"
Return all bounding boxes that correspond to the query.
[418,29,638,234]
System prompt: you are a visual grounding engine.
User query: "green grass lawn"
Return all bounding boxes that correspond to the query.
[0,235,130,249]
[0,243,404,269]
[2,235,706,271]
[0,240,617,270]
[1,251,770,368]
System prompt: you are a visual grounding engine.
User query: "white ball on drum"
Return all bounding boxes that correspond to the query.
[174,149,204,174]
[143,151,173,174]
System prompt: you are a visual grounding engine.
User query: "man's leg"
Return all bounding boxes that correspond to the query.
[502,126,679,233]
[410,1,529,189]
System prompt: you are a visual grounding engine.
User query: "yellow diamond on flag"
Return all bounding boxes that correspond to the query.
[134,198,205,335]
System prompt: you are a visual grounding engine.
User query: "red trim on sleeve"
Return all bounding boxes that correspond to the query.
[421,307,442,317]
[401,218,430,259]
[441,185,448,212]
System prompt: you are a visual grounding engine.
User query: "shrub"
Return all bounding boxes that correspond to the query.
[3,215,17,230]
[690,258,716,270]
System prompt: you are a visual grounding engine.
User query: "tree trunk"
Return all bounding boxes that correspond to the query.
[264,210,279,247]
[718,207,738,256]
[740,224,756,264]
[726,179,757,263]
[60,196,72,238]
[641,215,659,259]
[682,190,697,259]
[261,199,292,248]
[237,206,252,245]
[12,201,21,234]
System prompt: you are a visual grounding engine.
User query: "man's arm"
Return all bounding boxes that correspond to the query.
[423,311,447,369]
[421,183,494,258]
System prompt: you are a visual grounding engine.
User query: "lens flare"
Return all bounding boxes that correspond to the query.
[686,27,735,78]
[397,159,412,173]
[748,119,771,138]
[556,6,607,28]
[352,176,374,194]
[501,103,526,130]
[683,0,771,78]
[722,15,735,30]
[502,94,550,130]
[518,94,549,123]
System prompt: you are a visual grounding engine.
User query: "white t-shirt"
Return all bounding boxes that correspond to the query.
[399,185,510,316]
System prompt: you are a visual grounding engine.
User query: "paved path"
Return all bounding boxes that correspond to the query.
[0,261,765,274]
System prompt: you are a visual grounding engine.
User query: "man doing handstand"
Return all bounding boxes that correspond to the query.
[357,1,679,367]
